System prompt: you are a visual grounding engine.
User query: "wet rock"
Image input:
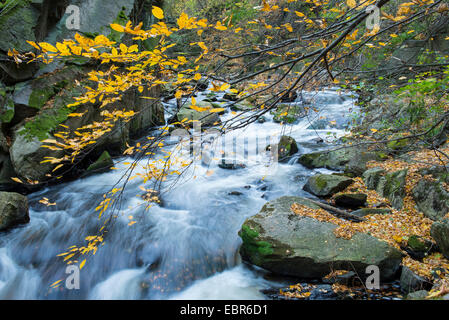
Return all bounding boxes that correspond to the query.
[257,116,267,124]
[218,160,246,170]
[228,191,243,196]
[351,208,392,217]
[239,196,403,280]
[266,136,298,163]
[309,284,337,300]
[400,267,430,294]
[431,218,449,259]
[303,174,353,197]
[334,193,367,209]
[223,92,239,101]
[271,104,303,124]
[0,192,29,231]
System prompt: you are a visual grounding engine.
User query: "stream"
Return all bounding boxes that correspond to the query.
[0,88,358,299]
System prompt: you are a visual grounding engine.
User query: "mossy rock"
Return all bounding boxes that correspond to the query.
[86,151,114,173]
[239,196,402,280]
[176,101,221,127]
[266,135,298,163]
[271,104,303,124]
[303,174,354,197]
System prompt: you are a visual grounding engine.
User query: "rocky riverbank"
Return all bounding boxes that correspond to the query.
[238,93,449,300]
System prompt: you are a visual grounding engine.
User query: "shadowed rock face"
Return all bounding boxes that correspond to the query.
[0,192,29,231]
[239,196,403,281]
[431,218,449,259]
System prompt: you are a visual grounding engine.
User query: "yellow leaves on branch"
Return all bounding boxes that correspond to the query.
[152,6,164,20]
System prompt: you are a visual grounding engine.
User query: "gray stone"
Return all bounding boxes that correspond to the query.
[362,168,386,190]
[363,168,407,210]
[239,196,403,280]
[413,179,449,221]
[0,192,29,231]
[303,174,353,197]
[298,147,385,176]
[400,266,429,294]
[431,218,449,259]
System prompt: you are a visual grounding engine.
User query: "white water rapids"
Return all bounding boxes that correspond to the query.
[0,88,358,299]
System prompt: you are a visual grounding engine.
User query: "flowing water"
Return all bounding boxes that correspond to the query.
[0,88,358,300]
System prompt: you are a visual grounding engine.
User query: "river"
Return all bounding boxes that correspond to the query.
[0,88,358,299]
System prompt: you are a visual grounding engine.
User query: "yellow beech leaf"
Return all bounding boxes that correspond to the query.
[11,177,23,184]
[152,6,164,19]
[110,23,125,32]
[209,108,225,113]
[79,259,86,270]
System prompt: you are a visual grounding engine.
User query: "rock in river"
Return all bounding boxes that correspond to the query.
[239,196,403,280]
[0,192,29,231]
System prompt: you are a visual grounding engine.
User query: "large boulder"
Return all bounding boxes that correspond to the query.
[0,192,29,231]
[298,147,386,176]
[239,196,403,280]
[431,218,449,259]
[412,179,449,221]
[303,174,353,197]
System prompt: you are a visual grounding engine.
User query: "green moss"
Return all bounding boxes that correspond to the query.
[87,151,113,172]
[28,86,55,109]
[0,98,14,123]
[314,176,328,189]
[19,86,82,141]
[109,7,129,42]
[407,235,430,252]
[239,224,274,256]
